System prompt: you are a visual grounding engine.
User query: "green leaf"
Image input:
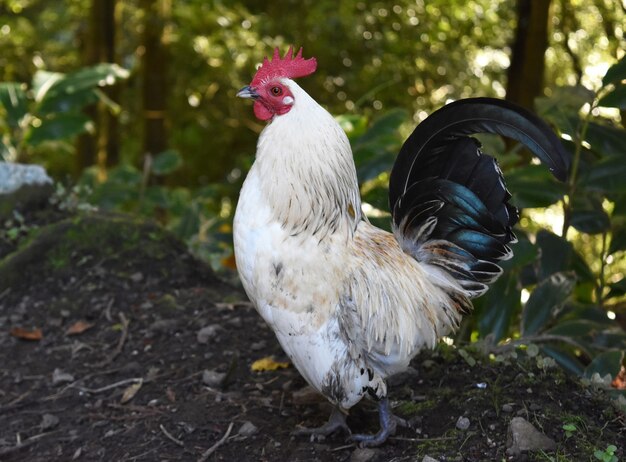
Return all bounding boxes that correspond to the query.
[354,108,407,144]
[609,226,626,255]
[602,55,626,87]
[25,113,91,145]
[536,230,572,279]
[598,84,626,110]
[336,114,368,140]
[0,83,29,128]
[583,349,624,379]
[37,64,129,114]
[151,149,183,175]
[522,272,576,336]
[32,70,64,102]
[546,319,601,337]
[540,345,584,375]
[503,231,538,270]
[476,271,520,342]
[570,209,611,234]
[583,122,626,158]
[535,86,593,136]
[607,278,626,299]
[506,165,566,209]
[582,157,626,194]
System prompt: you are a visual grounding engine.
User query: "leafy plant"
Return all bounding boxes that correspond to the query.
[562,423,577,438]
[0,63,128,161]
[594,444,619,462]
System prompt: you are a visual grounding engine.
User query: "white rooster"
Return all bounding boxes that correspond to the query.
[234,47,568,446]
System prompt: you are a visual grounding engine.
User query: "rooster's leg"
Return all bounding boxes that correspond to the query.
[292,407,351,441]
[351,397,407,447]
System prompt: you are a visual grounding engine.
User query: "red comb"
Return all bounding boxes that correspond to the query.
[250,46,317,87]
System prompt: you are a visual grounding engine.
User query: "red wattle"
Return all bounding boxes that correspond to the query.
[254,101,274,121]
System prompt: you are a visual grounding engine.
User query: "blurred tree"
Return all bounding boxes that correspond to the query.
[140,0,170,159]
[506,0,552,110]
[77,0,121,173]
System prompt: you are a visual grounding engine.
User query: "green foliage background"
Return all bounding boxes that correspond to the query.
[1,0,625,384]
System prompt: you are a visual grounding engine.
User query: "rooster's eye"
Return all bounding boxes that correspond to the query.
[271,86,282,96]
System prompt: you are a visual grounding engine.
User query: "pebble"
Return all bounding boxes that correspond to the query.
[250,340,267,351]
[202,369,226,388]
[40,413,60,430]
[238,421,258,437]
[52,368,75,385]
[502,403,514,413]
[196,325,221,344]
[507,416,556,455]
[422,456,441,462]
[456,416,470,431]
[351,448,378,462]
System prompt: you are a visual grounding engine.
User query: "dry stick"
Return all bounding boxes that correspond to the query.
[0,431,59,457]
[92,312,130,368]
[160,424,185,447]
[72,377,143,394]
[197,422,234,462]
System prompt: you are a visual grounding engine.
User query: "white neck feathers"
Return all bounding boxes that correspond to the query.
[254,80,362,238]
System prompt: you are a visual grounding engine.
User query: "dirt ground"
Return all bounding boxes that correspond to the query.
[0,207,624,462]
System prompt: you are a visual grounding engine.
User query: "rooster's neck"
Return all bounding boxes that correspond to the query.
[253,81,362,239]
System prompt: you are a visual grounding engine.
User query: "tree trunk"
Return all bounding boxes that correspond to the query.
[140,0,170,159]
[76,0,118,175]
[505,0,552,111]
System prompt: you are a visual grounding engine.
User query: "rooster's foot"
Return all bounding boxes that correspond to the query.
[292,407,351,441]
[351,397,407,447]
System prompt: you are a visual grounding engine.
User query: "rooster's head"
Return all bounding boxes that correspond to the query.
[237,46,317,121]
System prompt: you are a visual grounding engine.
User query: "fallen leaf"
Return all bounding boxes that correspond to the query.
[221,253,237,270]
[120,379,143,404]
[612,366,626,390]
[251,356,290,372]
[10,327,43,341]
[66,320,95,336]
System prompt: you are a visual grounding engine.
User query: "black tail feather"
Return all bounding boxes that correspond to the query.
[390,98,569,297]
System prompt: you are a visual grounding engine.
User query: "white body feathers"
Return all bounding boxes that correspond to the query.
[234,79,463,409]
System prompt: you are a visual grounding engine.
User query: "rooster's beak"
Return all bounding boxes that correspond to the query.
[237,86,259,99]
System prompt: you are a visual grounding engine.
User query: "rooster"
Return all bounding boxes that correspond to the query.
[234,47,569,446]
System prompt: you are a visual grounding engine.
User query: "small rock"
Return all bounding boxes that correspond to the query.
[238,421,258,437]
[351,447,378,462]
[148,319,179,334]
[456,416,470,431]
[0,163,53,219]
[202,369,226,388]
[529,403,542,411]
[250,340,267,351]
[52,368,75,385]
[502,403,514,413]
[196,325,221,344]
[507,416,556,455]
[129,272,143,282]
[422,456,441,462]
[40,413,60,430]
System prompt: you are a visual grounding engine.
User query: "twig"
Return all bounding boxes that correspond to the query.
[160,424,185,447]
[72,377,143,394]
[91,312,129,368]
[197,422,234,462]
[0,431,59,457]
[388,435,456,442]
[329,443,355,452]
